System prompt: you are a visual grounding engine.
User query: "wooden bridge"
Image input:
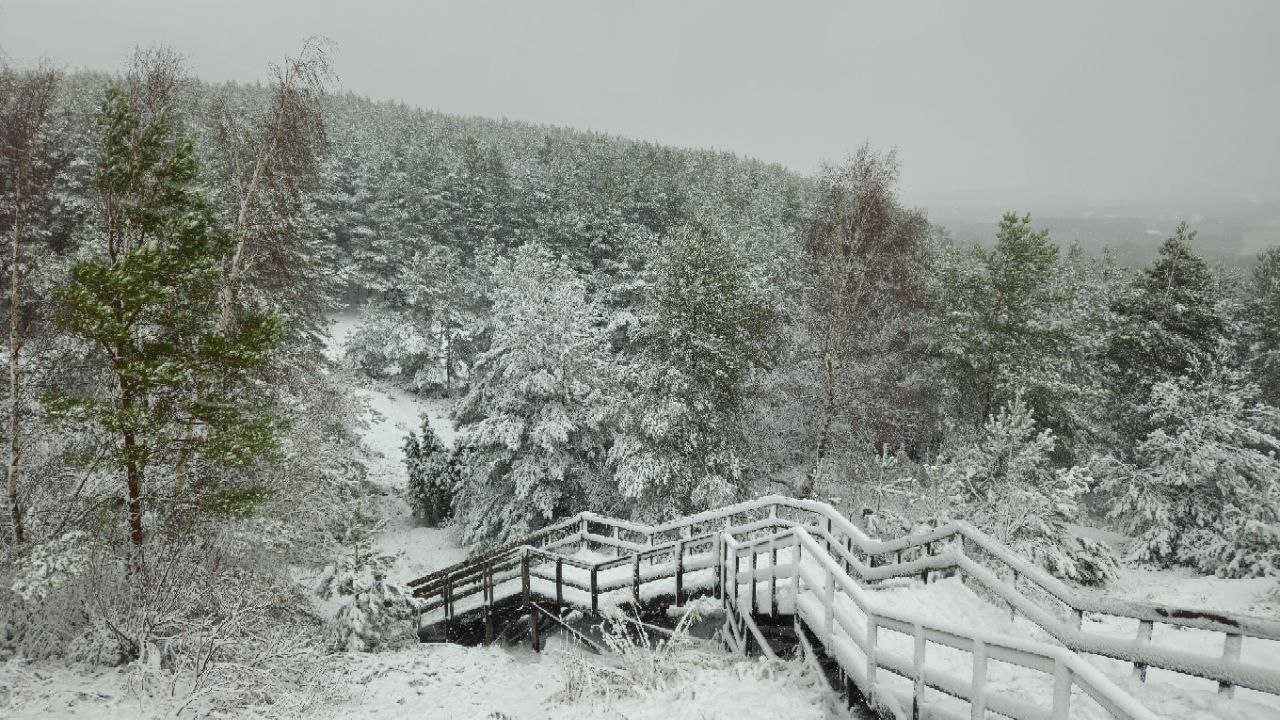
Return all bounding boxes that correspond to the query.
[407,495,1280,720]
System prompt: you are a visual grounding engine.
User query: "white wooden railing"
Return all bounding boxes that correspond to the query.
[723,527,1160,720]
[409,495,1280,708]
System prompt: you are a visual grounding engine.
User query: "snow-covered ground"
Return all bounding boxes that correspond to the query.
[326,313,464,584]
[247,639,840,720]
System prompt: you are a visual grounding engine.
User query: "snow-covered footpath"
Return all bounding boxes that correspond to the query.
[326,313,465,584]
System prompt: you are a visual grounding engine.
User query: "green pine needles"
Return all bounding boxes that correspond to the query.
[44,84,284,546]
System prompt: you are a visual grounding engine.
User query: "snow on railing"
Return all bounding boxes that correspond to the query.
[725,527,1160,720]
[407,495,1280,699]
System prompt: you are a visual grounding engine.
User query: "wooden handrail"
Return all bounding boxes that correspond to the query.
[410,495,1280,699]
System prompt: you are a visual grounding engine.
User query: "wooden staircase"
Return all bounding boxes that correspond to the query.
[407,496,1280,720]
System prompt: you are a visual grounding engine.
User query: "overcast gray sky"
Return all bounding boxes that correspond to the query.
[2,1,1277,208]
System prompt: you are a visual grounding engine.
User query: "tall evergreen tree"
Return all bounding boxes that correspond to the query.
[1106,223,1226,449]
[451,243,611,546]
[1245,246,1280,407]
[47,79,282,547]
[608,222,772,519]
[935,214,1086,446]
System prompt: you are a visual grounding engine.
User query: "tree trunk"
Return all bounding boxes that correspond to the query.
[124,432,145,547]
[120,381,145,547]
[7,187,23,544]
[800,354,838,499]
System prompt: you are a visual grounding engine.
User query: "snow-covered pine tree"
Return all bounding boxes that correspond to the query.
[934,214,1090,450]
[47,75,284,548]
[1106,223,1227,450]
[318,510,410,652]
[1245,246,1280,407]
[608,221,773,520]
[451,243,612,546]
[927,396,1118,585]
[1102,365,1280,578]
[403,419,455,526]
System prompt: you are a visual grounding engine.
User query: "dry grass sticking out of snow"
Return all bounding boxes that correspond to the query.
[254,639,837,720]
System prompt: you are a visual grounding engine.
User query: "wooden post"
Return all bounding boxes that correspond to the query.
[1132,620,1153,682]
[769,539,778,620]
[579,517,588,554]
[717,536,726,601]
[632,553,641,605]
[750,549,759,615]
[866,614,879,691]
[1219,633,1242,697]
[590,565,599,615]
[521,552,530,606]
[971,639,987,720]
[1051,658,1072,720]
[824,568,836,646]
[791,543,802,618]
[530,603,541,652]
[443,573,454,642]
[675,540,685,606]
[611,525,620,558]
[731,546,740,608]
[555,558,564,614]
[484,566,494,644]
[912,623,926,720]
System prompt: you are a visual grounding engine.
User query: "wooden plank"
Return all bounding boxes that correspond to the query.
[1051,657,1072,719]
[1133,620,1152,682]
[970,639,987,720]
[1219,633,1242,697]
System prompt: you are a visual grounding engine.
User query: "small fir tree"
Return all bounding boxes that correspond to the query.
[318,509,410,652]
[927,397,1118,585]
[1102,366,1280,578]
[403,419,455,526]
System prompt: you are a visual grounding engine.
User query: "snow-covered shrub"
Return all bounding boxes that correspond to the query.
[452,243,614,546]
[9,531,89,603]
[1102,368,1280,577]
[318,510,410,651]
[927,397,1118,585]
[403,419,456,525]
[342,305,438,390]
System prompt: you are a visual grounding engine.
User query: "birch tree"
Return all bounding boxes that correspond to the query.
[211,38,331,332]
[0,64,61,544]
[796,146,932,498]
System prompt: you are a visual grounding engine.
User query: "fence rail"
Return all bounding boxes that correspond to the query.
[409,495,1280,714]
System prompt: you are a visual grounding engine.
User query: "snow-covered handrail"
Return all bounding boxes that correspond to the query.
[409,495,1280,697]
[727,526,1160,720]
